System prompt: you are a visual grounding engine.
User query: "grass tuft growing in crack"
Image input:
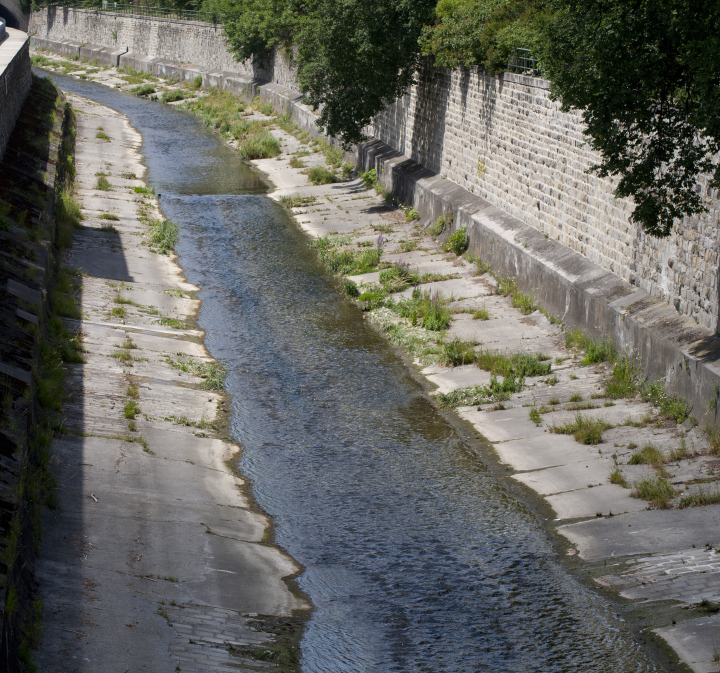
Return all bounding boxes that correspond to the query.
[167,356,226,390]
[551,413,611,445]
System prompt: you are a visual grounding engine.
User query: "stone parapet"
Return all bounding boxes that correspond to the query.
[0,27,32,162]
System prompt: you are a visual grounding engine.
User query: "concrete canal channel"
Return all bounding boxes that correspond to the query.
[30,64,714,672]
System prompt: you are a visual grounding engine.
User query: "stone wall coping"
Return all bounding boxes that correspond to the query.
[0,27,28,73]
[43,5,217,28]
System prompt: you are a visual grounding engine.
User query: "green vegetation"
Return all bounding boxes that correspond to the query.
[239,130,281,159]
[511,289,534,315]
[441,338,477,366]
[161,89,186,103]
[281,195,317,208]
[604,354,644,399]
[132,84,157,97]
[311,235,383,275]
[133,186,155,196]
[99,213,119,221]
[308,166,337,185]
[631,477,675,509]
[475,350,551,378]
[529,407,542,426]
[443,226,468,255]
[393,287,452,331]
[542,0,720,237]
[551,413,611,445]
[379,260,419,292]
[147,220,179,254]
[95,176,111,191]
[679,487,720,509]
[123,399,141,419]
[30,54,52,67]
[95,130,110,141]
[428,216,446,236]
[289,156,306,169]
[472,306,489,320]
[628,445,667,472]
[436,375,524,408]
[167,357,226,390]
[160,316,185,329]
[564,328,615,364]
[609,468,628,488]
[641,380,691,424]
[213,0,436,144]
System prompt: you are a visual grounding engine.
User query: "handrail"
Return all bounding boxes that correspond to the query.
[44,1,217,24]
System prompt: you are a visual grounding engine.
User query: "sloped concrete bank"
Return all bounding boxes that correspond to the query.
[28,36,720,429]
[31,93,309,671]
[0,74,77,672]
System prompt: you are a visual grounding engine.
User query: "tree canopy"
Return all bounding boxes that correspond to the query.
[541,0,720,237]
[209,0,436,145]
[209,0,720,237]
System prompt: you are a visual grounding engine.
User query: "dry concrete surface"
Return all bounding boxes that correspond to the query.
[37,94,307,673]
[33,52,720,672]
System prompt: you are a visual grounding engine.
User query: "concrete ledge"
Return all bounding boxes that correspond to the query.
[78,42,127,67]
[357,140,720,423]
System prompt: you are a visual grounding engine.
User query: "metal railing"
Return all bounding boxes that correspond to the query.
[507,48,540,77]
[45,1,217,24]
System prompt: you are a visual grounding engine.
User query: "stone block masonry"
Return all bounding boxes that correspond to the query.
[372,61,720,332]
[0,27,32,161]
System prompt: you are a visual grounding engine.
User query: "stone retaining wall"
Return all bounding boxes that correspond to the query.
[371,61,720,332]
[29,6,298,88]
[0,27,32,161]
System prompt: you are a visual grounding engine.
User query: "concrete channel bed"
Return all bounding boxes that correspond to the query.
[30,52,720,672]
[38,93,307,672]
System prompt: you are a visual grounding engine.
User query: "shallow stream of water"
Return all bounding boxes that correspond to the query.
[41,71,660,673]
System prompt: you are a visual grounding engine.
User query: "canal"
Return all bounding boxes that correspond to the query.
[41,70,657,673]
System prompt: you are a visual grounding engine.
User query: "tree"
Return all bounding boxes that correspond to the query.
[419,0,545,71]
[215,0,437,146]
[540,0,720,237]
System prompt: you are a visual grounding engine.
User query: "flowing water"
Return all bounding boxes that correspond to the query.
[41,71,660,673]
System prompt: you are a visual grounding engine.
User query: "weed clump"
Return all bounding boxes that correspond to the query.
[168,357,226,390]
[565,329,615,364]
[239,131,281,160]
[679,487,720,508]
[379,260,418,292]
[443,227,468,256]
[631,477,675,508]
[132,84,156,97]
[147,220,179,254]
[308,166,337,185]
[394,288,452,331]
[161,90,186,103]
[609,468,628,488]
[428,215,445,236]
[436,375,525,408]
[604,354,644,398]
[551,413,611,445]
[511,289,535,315]
[641,380,691,424]
[95,176,111,191]
[473,306,490,320]
[475,351,551,378]
[311,235,382,275]
[628,444,665,468]
[441,338,477,366]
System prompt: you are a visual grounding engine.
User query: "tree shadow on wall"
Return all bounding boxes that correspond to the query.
[409,57,450,175]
